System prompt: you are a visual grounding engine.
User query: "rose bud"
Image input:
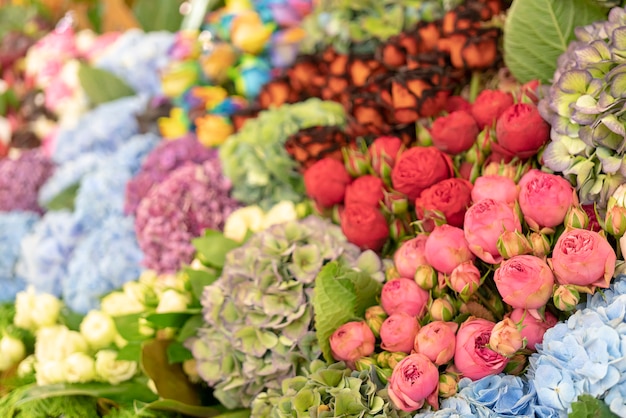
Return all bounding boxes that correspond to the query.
[438,373,459,398]
[415,264,438,290]
[509,308,557,351]
[380,313,420,354]
[344,175,385,208]
[377,351,409,369]
[528,232,551,258]
[393,235,429,279]
[583,203,603,232]
[376,367,394,385]
[449,261,481,300]
[497,229,533,259]
[429,297,456,322]
[518,169,575,231]
[384,190,409,215]
[304,157,352,208]
[550,228,616,289]
[564,204,589,230]
[444,95,471,113]
[425,225,475,275]
[494,103,550,160]
[464,198,523,264]
[471,175,518,206]
[342,146,371,177]
[365,305,388,338]
[454,318,509,380]
[330,321,376,368]
[388,353,439,412]
[381,278,429,318]
[415,178,473,228]
[354,356,378,372]
[340,205,389,251]
[430,110,479,155]
[414,321,458,365]
[391,146,455,201]
[369,135,403,179]
[488,318,524,357]
[605,205,626,237]
[471,89,514,129]
[494,255,554,310]
[518,79,541,103]
[389,217,411,242]
[553,284,580,311]
[482,161,520,179]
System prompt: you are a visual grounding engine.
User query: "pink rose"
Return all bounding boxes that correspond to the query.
[44,79,73,113]
[550,228,616,289]
[380,313,420,353]
[388,353,439,412]
[518,169,575,230]
[413,321,458,365]
[344,175,385,208]
[454,318,509,380]
[449,261,481,296]
[393,235,429,279]
[381,278,429,317]
[494,255,554,309]
[488,318,524,357]
[330,321,376,367]
[471,175,518,205]
[304,157,352,208]
[425,225,475,275]
[464,198,522,264]
[509,308,557,351]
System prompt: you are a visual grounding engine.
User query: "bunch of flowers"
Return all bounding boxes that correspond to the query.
[222,199,300,242]
[0,148,54,213]
[539,6,626,211]
[188,215,385,409]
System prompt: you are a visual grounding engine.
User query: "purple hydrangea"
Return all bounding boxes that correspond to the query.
[125,135,214,214]
[135,158,240,273]
[0,149,54,213]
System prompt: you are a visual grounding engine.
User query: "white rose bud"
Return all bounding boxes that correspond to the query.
[80,310,118,350]
[36,325,88,362]
[0,352,12,371]
[64,352,96,383]
[156,289,191,313]
[263,200,298,228]
[36,360,66,385]
[223,205,265,242]
[95,350,137,385]
[123,281,154,306]
[31,293,62,329]
[17,355,36,377]
[13,286,38,330]
[100,291,145,316]
[0,335,26,365]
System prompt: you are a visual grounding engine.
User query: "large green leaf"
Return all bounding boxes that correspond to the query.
[133,0,185,32]
[44,183,80,212]
[192,230,240,269]
[78,64,136,106]
[504,0,608,83]
[569,394,619,418]
[142,398,229,417]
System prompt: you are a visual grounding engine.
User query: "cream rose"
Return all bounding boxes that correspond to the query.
[95,350,138,385]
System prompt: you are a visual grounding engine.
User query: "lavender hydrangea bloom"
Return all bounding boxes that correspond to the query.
[95,29,175,96]
[0,149,54,213]
[63,215,144,314]
[0,212,40,301]
[125,136,214,214]
[15,211,85,296]
[135,158,240,273]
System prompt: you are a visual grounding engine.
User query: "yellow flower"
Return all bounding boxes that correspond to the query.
[200,43,238,84]
[191,86,229,111]
[158,108,189,140]
[195,114,234,147]
[161,61,200,98]
[225,0,253,12]
[231,11,275,55]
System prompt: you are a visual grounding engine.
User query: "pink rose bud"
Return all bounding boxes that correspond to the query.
[365,305,388,337]
[438,373,459,398]
[518,169,575,231]
[471,89,514,129]
[552,285,580,311]
[384,190,409,215]
[380,313,420,354]
[381,278,429,317]
[454,318,509,380]
[494,103,549,160]
[488,318,524,357]
[425,225,475,275]
[330,321,376,367]
[464,198,522,264]
[564,204,589,230]
[482,161,519,179]
[342,147,371,177]
[430,297,456,321]
[393,236,429,279]
[430,110,479,155]
[527,232,551,258]
[605,205,626,237]
[431,271,449,299]
[304,158,352,208]
[415,264,438,290]
[414,321,458,365]
[509,308,557,350]
[497,229,533,259]
[471,175,518,205]
[550,228,616,289]
[449,261,481,300]
[494,255,554,310]
[388,353,439,412]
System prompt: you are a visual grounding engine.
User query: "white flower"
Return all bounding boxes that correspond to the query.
[156,289,191,313]
[0,335,26,366]
[64,352,96,383]
[100,291,145,316]
[80,310,118,350]
[263,200,298,228]
[14,287,62,331]
[35,325,88,362]
[123,281,155,306]
[223,205,266,242]
[94,349,137,385]
[36,360,66,385]
[17,355,36,377]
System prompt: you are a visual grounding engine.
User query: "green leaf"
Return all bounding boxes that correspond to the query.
[192,231,240,269]
[166,340,193,364]
[133,0,185,32]
[145,312,197,329]
[504,0,608,83]
[44,183,80,212]
[177,314,204,342]
[113,313,151,342]
[185,266,219,300]
[116,341,143,363]
[569,394,619,418]
[142,398,228,417]
[58,307,85,332]
[78,63,136,106]
[345,270,383,318]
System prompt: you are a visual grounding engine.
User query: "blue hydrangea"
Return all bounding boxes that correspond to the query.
[15,211,85,296]
[113,132,162,175]
[63,215,144,314]
[0,211,40,302]
[95,29,175,96]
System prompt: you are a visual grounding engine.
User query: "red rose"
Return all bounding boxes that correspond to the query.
[391,146,455,201]
[471,90,514,129]
[430,110,479,155]
[345,175,385,208]
[369,136,403,177]
[415,178,473,228]
[341,205,389,251]
[494,103,549,160]
[304,157,352,208]
[444,95,472,113]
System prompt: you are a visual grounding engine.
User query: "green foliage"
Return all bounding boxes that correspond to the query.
[569,395,619,418]
[504,0,608,83]
[192,230,241,269]
[0,385,99,418]
[133,0,185,32]
[44,183,80,211]
[78,64,136,106]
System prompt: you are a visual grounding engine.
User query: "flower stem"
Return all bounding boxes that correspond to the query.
[469,71,482,103]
